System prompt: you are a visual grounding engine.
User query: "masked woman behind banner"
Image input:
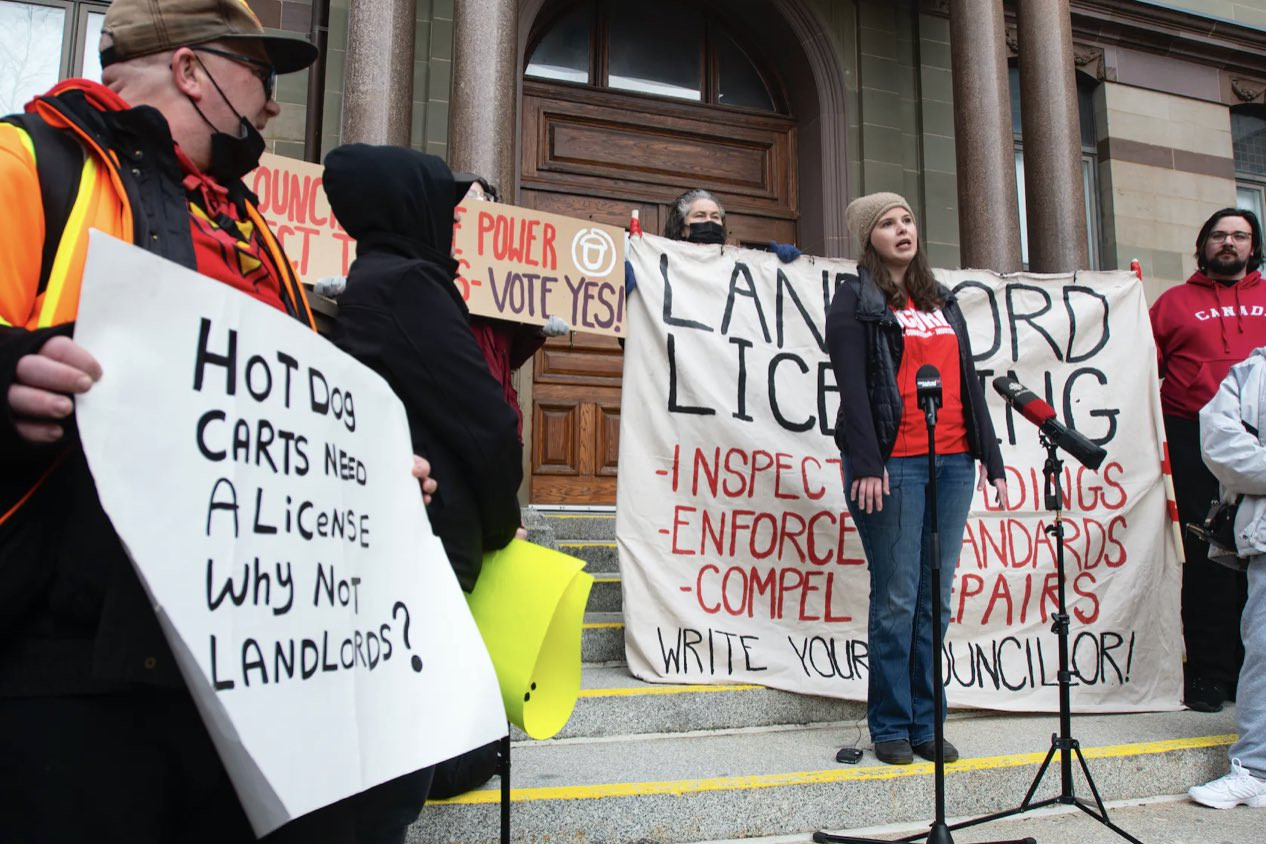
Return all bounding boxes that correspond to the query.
[824,192,1007,767]
[624,188,800,301]
[663,188,728,244]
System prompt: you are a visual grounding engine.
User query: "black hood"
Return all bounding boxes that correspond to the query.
[323,143,458,269]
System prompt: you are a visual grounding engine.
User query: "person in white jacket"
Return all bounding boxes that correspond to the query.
[1191,346,1266,807]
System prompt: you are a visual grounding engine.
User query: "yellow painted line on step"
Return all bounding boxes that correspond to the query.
[578,683,763,698]
[592,576,620,583]
[559,542,616,547]
[429,734,1236,805]
[581,621,623,629]
[546,513,615,518]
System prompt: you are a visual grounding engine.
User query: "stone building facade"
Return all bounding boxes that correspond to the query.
[7,0,1266,502]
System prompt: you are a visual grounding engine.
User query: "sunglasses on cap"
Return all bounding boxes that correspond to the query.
[191,46,276,100]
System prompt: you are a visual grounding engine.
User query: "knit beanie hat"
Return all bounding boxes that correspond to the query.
[845,192,913,249]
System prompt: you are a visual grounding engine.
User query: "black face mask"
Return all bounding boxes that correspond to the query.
[686,221,726,245]
[186,56,267,182]
[205,115,266,182]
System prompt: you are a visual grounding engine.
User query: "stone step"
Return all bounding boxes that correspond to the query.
[557,540,618,572]
[513,663,865,741]
[683,794,1265,843]
[535,508,617,542]
[413,708,1236,844]
[581,612,624,663]
[587,572,622,613]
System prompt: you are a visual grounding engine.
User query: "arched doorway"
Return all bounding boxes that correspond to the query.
[519,0,840,504]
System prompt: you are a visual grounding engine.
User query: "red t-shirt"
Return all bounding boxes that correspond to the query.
[890,300,969,457]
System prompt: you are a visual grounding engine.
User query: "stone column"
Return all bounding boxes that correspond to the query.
[948,0,1021,271]
[1016,0,1089,272]
[341,0,415,145]
[449,0,519,197]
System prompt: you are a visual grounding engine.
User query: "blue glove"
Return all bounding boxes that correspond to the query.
[624,259,637,295]
[770,241,801,263]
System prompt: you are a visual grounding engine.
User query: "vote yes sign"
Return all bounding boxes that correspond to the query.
[452,202,627,337]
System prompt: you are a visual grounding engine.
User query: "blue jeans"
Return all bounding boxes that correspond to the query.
[844,452,976,745]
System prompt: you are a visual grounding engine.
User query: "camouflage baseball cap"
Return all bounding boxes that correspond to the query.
[100,0,318,74]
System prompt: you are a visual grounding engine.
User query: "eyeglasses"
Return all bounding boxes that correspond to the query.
[1209,230,1253,245]
[191,46,276,101]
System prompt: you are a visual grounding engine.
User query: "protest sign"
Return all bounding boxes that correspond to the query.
[249,152,354,285]
[246,153,626,336]
[452,201,627,336]
[618,235,1183,713]
[74,231,507,835]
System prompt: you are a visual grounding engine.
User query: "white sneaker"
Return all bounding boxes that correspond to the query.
[1189,759,1266,809]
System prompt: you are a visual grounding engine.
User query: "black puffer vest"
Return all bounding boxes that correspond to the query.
[834,270,994,468]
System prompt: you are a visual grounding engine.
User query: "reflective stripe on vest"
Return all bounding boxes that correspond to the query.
[37,152,98,328]
[247,200,317,330]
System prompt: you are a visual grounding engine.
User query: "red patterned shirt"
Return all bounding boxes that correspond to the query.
[175,146,286,313]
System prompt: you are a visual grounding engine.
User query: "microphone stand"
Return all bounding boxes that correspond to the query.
[939,435,1141,844]
[813,396,1031,844]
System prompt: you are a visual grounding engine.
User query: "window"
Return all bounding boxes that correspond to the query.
[525,0,782,113]
[0,0,109,115]
[1009,66,1102,269]
[1233,106,1266,226]
[524,2,591,84]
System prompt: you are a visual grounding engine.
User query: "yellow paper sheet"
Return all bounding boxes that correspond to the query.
[466,540,594,739]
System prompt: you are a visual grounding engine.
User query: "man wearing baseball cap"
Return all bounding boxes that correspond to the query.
[0,3,395,842]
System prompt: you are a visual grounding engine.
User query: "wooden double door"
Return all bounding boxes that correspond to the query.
[519,80,798,504]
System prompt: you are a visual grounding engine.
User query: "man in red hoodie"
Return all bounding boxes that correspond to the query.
[1151,207,1265,712]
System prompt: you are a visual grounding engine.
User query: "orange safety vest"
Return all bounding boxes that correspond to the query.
[0,102,315,332]
[0,98,316,527]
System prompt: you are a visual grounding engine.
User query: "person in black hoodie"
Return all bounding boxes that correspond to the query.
[323,144,523,592]
[322,144,523,815]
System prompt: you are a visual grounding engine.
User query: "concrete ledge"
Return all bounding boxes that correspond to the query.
[512,664,865,740]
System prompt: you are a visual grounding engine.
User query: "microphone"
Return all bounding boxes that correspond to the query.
[992,376,1107,470]
[916,364,941,426]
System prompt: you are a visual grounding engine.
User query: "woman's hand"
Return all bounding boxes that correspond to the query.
[850,471,889,514]
[978,464,1008,508]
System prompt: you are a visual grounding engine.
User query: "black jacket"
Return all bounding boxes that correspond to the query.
[324,144,521,591]
[826,269,1005,481]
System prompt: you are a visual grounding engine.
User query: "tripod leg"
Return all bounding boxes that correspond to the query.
[1018,740,1058,808]
[1072,801,1145,844]
[1070,741,1107,816]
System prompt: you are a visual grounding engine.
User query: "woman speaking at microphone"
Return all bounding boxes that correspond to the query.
[825,193,1008,766]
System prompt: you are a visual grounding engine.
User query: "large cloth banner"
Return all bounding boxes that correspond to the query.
[619,235,1183,713]
[74,232,507,835]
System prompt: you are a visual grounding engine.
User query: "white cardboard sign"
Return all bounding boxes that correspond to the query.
[74,231,507,836]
